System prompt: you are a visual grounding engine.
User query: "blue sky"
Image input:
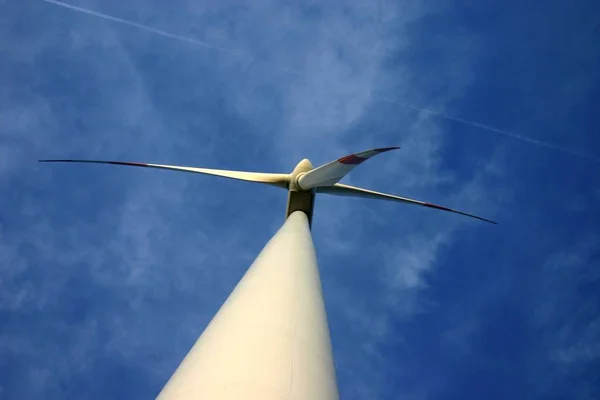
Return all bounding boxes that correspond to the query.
[1,0,599,398]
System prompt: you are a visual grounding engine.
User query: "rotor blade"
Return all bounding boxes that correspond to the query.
[317,183,497,224]
[39,159,290,188]
[297,146,400,190]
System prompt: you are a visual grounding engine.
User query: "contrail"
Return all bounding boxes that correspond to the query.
[42,0,303,75]
[43,0,598,163]
[376,97,600,163]
[42,0,243,55]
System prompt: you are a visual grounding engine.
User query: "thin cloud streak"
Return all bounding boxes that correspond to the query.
[41,0,241,54]
[376,97,600,163]
[41,0,598,164]
[41,0,303,76]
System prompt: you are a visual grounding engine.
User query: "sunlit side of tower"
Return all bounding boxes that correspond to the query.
[156,211,339,400]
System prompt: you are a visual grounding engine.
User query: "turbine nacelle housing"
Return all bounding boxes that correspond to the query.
[289,159,314,192]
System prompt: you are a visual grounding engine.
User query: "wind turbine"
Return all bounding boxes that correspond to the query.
[40,146,494,400]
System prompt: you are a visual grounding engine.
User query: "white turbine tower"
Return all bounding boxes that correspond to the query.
[41,147,494,399]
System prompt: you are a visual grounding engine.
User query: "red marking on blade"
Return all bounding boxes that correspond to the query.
[338,154,366,165]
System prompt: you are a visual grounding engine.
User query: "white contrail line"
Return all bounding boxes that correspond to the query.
[43,0,598,163]
[42,0,303,75]
[377,97,600,163]
[42,0,243,55]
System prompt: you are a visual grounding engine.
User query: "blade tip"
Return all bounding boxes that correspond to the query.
[376,146,401,152]
[476,215,497,224]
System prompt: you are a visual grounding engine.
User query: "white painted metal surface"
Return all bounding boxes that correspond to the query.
[297,147,399,190]
[157,211,339,400]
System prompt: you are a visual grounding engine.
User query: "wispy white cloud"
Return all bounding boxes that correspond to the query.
[36,0,595,163]
[2,1,494,397]
[3,1,597,399]
[527,235,600,397]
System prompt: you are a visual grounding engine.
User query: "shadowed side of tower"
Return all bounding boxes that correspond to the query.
[286,158,316,227]
[156,211,339,400]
